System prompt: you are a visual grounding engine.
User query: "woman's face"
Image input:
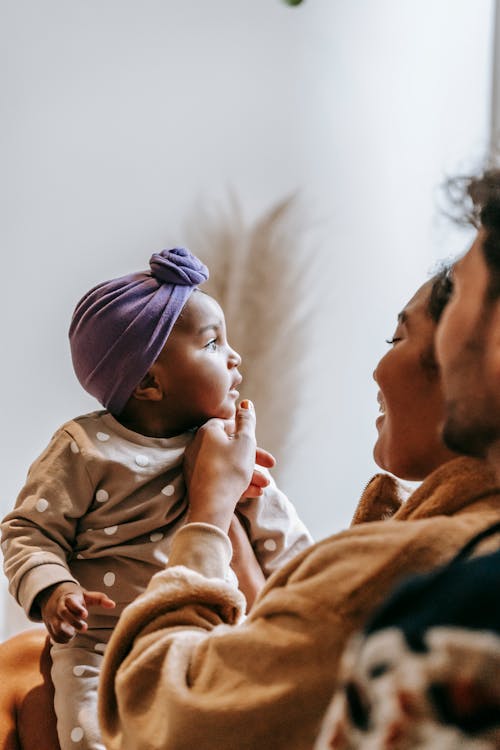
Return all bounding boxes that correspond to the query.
[373,280,457,480]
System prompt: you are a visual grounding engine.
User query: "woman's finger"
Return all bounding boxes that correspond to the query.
[235,400,255,431]
[256,447,276,468]
[251,469,270,487]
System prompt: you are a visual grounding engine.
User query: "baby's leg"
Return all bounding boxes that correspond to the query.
[51,630,111,750]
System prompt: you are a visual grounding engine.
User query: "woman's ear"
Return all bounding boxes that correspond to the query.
[131,367,164,402]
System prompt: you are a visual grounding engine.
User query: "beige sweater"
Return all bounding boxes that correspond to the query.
[98,457,500,750]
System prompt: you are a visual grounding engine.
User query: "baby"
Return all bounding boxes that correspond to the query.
[1,247,312,750]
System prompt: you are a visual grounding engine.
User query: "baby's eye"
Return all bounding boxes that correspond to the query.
[385,337,402,346]
[204,339,217,352]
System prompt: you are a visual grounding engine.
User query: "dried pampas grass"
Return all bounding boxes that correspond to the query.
[185,194,320,479]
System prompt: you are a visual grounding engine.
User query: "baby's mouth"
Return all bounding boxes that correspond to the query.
[231,375,243,392]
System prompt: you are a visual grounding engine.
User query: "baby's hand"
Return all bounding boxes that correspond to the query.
[38,581,115,643]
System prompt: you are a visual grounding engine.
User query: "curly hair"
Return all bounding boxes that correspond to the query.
[445,166,500,300]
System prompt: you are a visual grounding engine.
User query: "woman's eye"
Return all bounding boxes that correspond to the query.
[205,339,217,351]
[385,337,402,346]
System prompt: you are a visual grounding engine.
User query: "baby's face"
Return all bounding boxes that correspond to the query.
[153,291,242,431]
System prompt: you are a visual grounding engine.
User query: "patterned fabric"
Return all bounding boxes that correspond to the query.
[316,525,500,749]
[1,409,312,750]
[1,410,311,625]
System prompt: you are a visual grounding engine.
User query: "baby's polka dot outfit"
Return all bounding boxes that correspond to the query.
[1,410,313,750]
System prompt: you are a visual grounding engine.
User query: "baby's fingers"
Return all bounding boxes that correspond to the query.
[49,617,79,644]
[83,590,116,609]
[65,594,88,618]
[58,597,88,634]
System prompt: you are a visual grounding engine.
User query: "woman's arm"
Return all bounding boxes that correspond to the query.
[228,512,266,611]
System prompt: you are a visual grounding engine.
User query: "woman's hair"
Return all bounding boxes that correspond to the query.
[445,166,500,300]
[420,267,453,377]
[427,266,453,323]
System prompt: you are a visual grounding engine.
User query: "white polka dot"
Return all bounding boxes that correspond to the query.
[36,498,49,512]
[153,547,167,563]
[135,454,149,467]
[103,571,115,587]
[263,538,277,552]
[96,432,110,442]
[70,441,80,454]
[161,484,175,496]
[104,525,118,536]
[94,642,106,654]
[70,727,84,742]
[96,489,109,503]
[73,665,85,677]
[150,532,163,542]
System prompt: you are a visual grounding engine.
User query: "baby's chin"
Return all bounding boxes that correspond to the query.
[198,404,237,427]
[217,403,237,421]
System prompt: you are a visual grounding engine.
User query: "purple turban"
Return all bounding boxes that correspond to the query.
[69,247,209,414]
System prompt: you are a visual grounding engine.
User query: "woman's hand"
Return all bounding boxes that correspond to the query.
[228,513,266,612]
[185,401,259,531]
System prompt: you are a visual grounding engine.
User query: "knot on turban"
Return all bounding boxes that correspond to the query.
[150,246,208,286]
[69,247,209,414]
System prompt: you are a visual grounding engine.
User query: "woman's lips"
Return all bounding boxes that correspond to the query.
[376,392,386,429]
[377,391,386,414]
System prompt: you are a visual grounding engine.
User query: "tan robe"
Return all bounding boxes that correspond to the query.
[99,457,500,750]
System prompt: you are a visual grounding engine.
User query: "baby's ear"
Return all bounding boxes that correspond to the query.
[131,369,164,402]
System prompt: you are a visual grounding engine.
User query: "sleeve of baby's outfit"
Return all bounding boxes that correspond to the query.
[236,469,314,577]
[1,427,94,619]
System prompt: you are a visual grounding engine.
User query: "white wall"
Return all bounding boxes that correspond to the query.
[1,0,494,637]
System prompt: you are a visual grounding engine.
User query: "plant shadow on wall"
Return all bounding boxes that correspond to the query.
[185,195,320,483]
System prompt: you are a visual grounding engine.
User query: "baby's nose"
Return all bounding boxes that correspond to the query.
[229,347,242,367]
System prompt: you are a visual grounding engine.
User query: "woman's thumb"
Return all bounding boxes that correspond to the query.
[234,400,256,436]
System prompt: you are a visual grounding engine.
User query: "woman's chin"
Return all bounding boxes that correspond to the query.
[373,434,391,473]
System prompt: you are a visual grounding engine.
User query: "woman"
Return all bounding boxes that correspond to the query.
[97,270,500,750]
[3,270,500,749]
